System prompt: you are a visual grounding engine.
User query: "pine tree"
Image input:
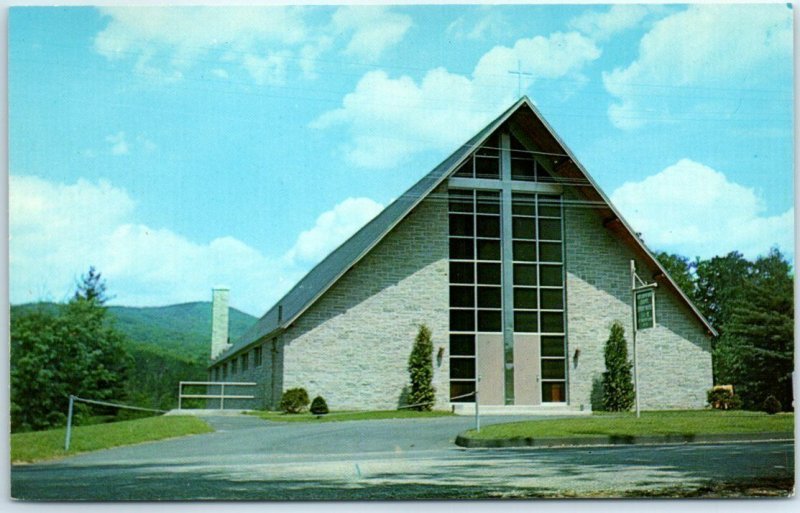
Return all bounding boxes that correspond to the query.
[601,321,635,412]
[407,325,435,411]
[722,249,793,410]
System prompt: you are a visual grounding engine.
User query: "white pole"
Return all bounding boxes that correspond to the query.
[475,378,480,433]
[64,395,74,451]
[178,382,183,411]
[220,383,225,410]
[630,260,641,418]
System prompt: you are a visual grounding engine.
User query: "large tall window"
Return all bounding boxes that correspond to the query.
[511,193,566,402]
[448,189,502,402]
[448,130,567,405]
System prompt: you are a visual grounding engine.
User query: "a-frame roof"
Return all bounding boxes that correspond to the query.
[215,97,716,365]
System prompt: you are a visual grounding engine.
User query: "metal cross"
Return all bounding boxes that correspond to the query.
[508,60,534,98]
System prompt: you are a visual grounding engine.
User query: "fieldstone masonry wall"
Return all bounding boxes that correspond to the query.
[278,185,451,410]
[213,184,712,412]
[563,191,712,410]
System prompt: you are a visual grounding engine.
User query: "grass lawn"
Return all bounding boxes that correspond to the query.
[11,415,213,464]
[250,409,454,423]
[463,410,794,440]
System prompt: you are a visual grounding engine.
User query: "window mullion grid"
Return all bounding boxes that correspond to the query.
[472,190,478,335]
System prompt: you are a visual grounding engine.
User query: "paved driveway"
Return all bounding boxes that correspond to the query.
[50,414,544,465]
[11,414,795,500]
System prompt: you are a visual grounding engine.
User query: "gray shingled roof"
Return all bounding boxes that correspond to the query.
[213,97,715,365]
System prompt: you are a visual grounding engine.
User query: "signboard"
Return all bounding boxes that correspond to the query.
[635,289,655,330]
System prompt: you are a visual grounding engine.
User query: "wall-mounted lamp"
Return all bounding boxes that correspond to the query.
[573,348,581,369]
[437,347,444,367]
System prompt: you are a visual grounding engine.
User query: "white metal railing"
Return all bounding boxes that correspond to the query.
[178,381,257,410]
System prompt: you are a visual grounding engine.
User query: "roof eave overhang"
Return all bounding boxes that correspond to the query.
[521,99,718,337]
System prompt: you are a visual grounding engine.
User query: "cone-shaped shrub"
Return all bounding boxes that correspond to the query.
[407,325,435,411]
[310,396,329,415]
[601,321,635,412]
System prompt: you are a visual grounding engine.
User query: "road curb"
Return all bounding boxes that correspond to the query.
[455,431,793,448]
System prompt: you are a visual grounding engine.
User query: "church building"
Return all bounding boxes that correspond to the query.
[207,98,716,413]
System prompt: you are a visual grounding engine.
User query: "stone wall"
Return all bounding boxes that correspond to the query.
[212,183,713,413]
[277,185,451,411]
[563,193,713,410]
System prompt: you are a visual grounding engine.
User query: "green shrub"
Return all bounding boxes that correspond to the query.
[310,396,329,415]
[762,395,782,414]
[279,388,310,414]
[601,321,635,412]
[707,388,742,410]
[407,325,435,411]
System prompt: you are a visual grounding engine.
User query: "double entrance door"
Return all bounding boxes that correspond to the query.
[476,334,542,405]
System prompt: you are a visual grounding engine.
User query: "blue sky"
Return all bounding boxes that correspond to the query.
[8,3,794,315]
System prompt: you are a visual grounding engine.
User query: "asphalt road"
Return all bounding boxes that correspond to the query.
[11,415,795,500]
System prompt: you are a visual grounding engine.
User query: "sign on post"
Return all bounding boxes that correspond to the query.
[635,289,655,330]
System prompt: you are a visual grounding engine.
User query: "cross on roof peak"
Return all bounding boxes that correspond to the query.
[508,60,534,98]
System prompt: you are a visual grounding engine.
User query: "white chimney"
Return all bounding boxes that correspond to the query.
[210,287,231,360]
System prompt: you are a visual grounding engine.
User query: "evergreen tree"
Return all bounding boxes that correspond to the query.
[694,251,751,335]
[73,265,108,305]
[407,325,435,411]
[10,267,132,431]
[601,321,635,412]
[721,249,793,410]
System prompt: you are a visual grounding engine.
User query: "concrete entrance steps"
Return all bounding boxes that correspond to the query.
[451,403,590,416]
[164,409,253,416]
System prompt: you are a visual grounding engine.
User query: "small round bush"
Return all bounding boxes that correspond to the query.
[762,395,782,415]
[310,396,329,415]
[707,388,742,410]
[279,388,310,414]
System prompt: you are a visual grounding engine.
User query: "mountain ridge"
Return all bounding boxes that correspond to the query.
[10,301,258,361]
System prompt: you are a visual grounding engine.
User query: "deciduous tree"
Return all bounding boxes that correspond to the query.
[10,267,132,431]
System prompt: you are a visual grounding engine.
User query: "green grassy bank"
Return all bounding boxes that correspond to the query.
[11,415,213,464]
[462,410,794,440]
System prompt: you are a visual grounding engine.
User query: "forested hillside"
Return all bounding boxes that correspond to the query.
[11,301,258,414]
[12,302,256,360]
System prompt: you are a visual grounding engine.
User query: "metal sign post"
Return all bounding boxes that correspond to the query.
[630,260,658,419]
[630,261,640,418]
[475,377,481,433]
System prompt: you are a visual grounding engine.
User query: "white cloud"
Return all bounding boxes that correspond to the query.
[136,135,158,153]
[446,9,509,41]
[610,159,793,259]
[93,6,412,83]
[568,4,659,41]
[332,6,412,61]
[211,68,229,79]
[603,4,792,129]
[242,51,290,85]
[94,6,309,83]
[313,31,600,168]
[10,175,384,315]
[95,6,307,60]
[103,132,155,156]
[105,131,129,155]
[285,197,383,264]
